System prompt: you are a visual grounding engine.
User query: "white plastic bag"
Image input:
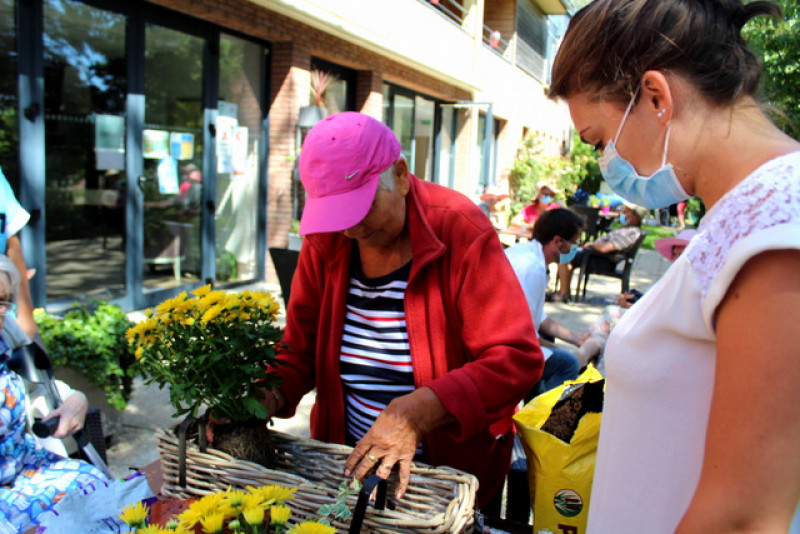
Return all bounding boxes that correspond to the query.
[36,473,155,533]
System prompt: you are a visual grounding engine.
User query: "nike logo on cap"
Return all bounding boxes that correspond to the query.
[345,170,359,180]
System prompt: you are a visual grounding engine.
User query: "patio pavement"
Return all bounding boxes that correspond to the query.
[103,245,674,479]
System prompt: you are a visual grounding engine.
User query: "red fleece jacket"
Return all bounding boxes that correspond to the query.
[272,175,544,507]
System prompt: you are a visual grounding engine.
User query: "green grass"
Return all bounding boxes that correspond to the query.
[641,224,677,250]
[605,223,676,250]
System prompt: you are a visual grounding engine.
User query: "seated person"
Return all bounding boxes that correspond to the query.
[0,254,107,533]
[506,208,599,397]
[554,202,648,301]
[507,180,562,237]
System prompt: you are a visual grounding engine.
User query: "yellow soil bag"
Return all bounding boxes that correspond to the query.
[513,365,604,534]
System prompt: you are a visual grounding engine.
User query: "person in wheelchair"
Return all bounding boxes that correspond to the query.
[554,202,647,302]
[0,254,107,534]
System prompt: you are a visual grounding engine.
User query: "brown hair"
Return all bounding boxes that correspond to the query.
[533,208,584,245]
[549,0,782,105]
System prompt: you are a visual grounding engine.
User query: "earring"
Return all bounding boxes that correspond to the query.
[657,109,667,119]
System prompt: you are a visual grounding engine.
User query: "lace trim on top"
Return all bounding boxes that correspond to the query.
[686,151,800,300]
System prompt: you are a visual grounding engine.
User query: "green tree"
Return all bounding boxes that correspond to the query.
[743,0,798,137]
[563,131,603,204]
[507,131,603,213]
[507,134,566,216]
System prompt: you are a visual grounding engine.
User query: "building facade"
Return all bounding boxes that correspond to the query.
[0,0,571,312]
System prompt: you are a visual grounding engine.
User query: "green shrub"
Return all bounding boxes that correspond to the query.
[35,301,135,410]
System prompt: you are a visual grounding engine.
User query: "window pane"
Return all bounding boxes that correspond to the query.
[393,94,414,162]
[382,84,391,124]
[43,0,127,303]
[437,105,454,187]
[141,23,204,291]
[0,0,18,190]
[413,95,434,181]
[216,33,265,281]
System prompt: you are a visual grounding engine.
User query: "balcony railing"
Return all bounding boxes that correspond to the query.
[418,0,551,82]
[482,24,510,59]
[424,0,467,26]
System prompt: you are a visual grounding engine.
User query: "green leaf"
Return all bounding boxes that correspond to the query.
[243,396,268,419]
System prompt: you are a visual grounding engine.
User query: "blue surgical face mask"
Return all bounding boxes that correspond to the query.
[540,195,553,205]
[598,96,690,209]
[618,213,628,226]
[559,243,578,264]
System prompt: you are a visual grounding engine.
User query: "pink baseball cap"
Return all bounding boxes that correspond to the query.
[298,112,401,235]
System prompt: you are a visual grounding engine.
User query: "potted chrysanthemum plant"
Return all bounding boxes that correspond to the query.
[126,285,284,466]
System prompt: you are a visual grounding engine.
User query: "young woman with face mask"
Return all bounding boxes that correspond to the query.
[549,0,800,532]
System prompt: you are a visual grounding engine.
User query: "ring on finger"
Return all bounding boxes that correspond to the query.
[367,453,378,463]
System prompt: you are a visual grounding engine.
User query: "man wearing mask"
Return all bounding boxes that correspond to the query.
[554,202,647,302]
[506,208,594,398]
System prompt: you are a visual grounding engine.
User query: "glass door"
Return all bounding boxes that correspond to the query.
[214,34,267,282]
[42,0,128,305]
[24,1,267,310]
[140,23,205,293]
[392,93,414,164]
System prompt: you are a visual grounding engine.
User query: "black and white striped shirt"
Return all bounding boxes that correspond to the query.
[341,259,417,449]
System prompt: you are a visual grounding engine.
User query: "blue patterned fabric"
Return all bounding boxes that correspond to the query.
[0,356,108,533]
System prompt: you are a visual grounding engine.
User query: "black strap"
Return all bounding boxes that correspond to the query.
[197,414,208,452]
[177,416,196,488]
[348,474,387,534]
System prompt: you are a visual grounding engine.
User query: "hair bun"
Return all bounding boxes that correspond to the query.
[723,0,782,29]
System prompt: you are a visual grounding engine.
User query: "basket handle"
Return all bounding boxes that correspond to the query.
[177,416,196,488]
[348,475,387,534]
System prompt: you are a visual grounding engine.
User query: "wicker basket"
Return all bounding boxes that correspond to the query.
[155,426,477,533]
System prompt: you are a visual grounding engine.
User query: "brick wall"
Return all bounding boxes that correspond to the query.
[147,0,472,285]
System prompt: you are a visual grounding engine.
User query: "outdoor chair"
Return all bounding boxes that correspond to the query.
[269,247,300,307]
[573,205,601,243]
[144,220,193,281]
[576,232,648,301]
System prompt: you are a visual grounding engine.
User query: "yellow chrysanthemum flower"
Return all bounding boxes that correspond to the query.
[199,289,227,308]
[242,493,265,509]
[201,304,224,323]
[242,505,266,526]
[252,485,297,505]
[117,500,149,526]
[178,490,227,527]
[155,291,188,314]
[287,521,337,534]
[135,526,166,534]
[270,504,292,525]
[134,346,145,360]
[224,488,247,508]
[177,507,203,530]
[192,284,212,297]
[200,512,227,534]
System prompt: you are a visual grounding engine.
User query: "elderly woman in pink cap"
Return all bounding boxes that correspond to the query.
[258,112,544,510]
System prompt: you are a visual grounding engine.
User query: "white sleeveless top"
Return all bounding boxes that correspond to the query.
[587,151,800,532]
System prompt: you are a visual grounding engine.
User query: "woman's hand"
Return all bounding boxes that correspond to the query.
[616,292,636,308]
[344,387,454,501]
[43,391,88,438]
